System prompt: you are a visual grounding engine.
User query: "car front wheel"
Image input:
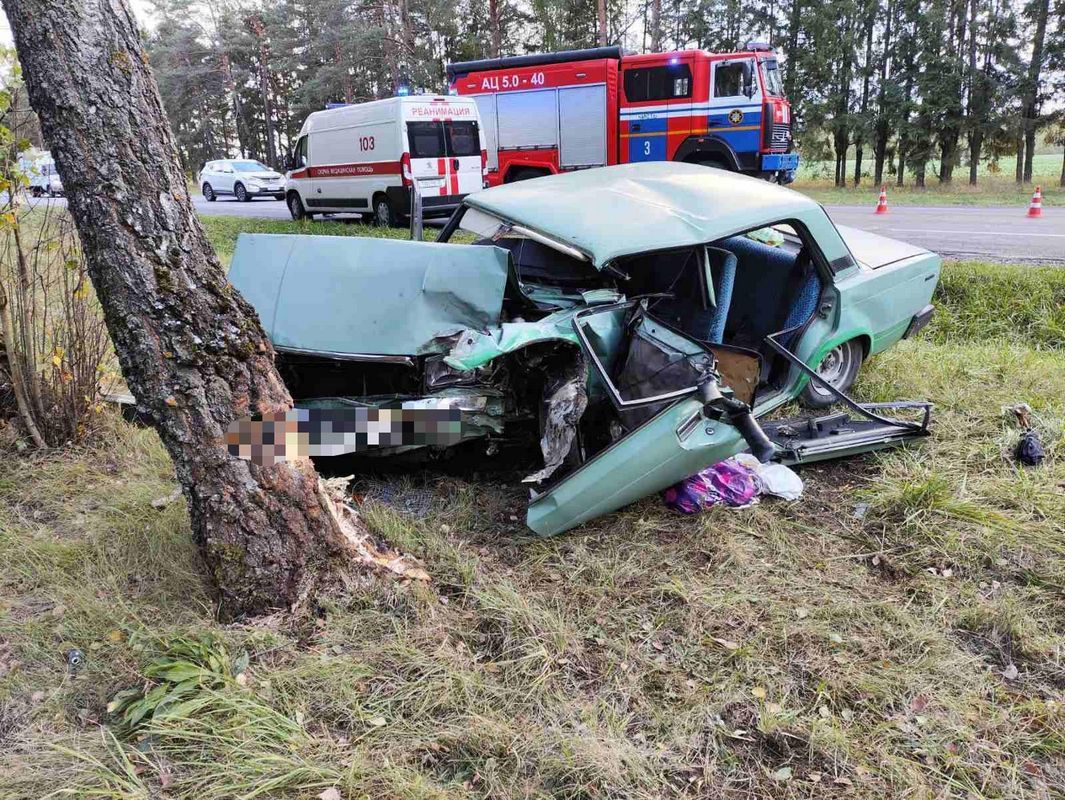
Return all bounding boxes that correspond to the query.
[202,183,216,202]
[800,339,863,409]
[234,182,250,202]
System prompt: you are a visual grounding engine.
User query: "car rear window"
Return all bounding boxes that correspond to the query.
[445,121,480,157]
[407,122,446,158]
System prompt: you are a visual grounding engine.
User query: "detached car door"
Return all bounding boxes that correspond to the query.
[527,302,760,537]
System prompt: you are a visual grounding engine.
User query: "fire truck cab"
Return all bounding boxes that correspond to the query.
[447,45,798,187]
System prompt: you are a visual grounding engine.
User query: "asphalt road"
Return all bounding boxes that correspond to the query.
[823,204,1065,264]
[25,195,1065,263]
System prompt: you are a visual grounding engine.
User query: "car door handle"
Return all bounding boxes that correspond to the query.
[452,158,460,171]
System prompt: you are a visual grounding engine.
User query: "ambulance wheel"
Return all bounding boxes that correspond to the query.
[373,195,396,227]
[234,182,251,202]
[202,183,216,201]
[800,339,863,409]
[287,192,311,221]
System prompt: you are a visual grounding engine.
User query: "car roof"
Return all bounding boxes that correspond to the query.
[463,161,822,267]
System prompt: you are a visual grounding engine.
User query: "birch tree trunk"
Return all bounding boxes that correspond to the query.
[3,0,357,619]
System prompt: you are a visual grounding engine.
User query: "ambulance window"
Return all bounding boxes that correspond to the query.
[624,64,693,102]
[714,61,755,98]
[407,122,446,158]
[294,136,308,167]
[445,121,480,157]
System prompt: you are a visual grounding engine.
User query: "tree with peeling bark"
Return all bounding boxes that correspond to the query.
[1,0,362,619]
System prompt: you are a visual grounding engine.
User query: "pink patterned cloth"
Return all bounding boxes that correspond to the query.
[662,458,760,514]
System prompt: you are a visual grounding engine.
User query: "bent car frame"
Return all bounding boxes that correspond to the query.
[229,162,940,536]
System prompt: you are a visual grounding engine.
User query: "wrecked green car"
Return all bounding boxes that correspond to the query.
[229,162,940,536]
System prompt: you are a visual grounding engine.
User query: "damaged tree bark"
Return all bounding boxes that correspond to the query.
[2,0,359,618]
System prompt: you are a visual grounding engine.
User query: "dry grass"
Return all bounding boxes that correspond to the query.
[0,260,1062,799]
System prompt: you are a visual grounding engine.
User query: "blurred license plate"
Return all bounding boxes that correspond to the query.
[420,178,444,189]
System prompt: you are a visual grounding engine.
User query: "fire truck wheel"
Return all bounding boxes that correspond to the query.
[507,168,550,183]
[287,192,311,221]
[373,195,396,227]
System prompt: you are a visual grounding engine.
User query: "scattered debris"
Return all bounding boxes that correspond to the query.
[852,502,870,520]
[1005,402,1047,466]
[1015,430,1045,467]
[320,477,431,582]
[663,455,804,514]
[66,648,84,673]
[663,458,760,514]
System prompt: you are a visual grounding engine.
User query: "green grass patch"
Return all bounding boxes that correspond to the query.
[929,261,1065,349]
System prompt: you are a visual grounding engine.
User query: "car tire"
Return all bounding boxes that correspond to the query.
[373,195,396,227]
[234,182,250,202]
[287,192,311,221]
[30,186,42,198]
[800,339,863,409]
[202,183,216,202]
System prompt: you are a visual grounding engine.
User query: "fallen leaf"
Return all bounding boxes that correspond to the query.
[795,607,809,619]
[1002,663,1019,681]
[318,789,342,800]
[712,637,740,651]
[30,690,45,703]
[771,766,793,782]
[49,604,66,619]
[833,776,853,786]
[367,715,387,727]
[751,686,767,700]
[910,694,929,713]
[828,632,843,644]
[767,702,782,714]
[808,771,822,783]
[107,629,124,643]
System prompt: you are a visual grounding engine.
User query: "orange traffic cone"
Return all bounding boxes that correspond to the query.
[875,186,888,215]
[1027,186,1043,218]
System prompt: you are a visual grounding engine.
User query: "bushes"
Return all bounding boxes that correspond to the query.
[0,199,114,448]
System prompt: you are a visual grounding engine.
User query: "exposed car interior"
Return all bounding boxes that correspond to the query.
[467,217,827,401]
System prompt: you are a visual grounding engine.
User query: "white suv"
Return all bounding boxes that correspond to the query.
[199,159,285,202]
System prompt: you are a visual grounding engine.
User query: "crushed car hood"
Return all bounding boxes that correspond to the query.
[228,233,510,357]
[834,224,931,270]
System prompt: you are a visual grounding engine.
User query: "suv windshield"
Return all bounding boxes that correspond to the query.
[232,160,271,172]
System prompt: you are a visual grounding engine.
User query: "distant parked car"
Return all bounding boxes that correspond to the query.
[18,150,63,197]
[199,159,285,202]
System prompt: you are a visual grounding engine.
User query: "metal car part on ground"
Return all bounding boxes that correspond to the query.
[227,162,941,536]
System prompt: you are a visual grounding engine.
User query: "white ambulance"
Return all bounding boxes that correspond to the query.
[284,95,487,226]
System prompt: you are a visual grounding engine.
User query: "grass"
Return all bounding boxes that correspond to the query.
[792,152,1063,207]
[1,230,1063,797]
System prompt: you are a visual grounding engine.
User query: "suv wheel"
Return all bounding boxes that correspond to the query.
[202,183,216,202]
[800,339,863,409]
[287,192,311,221]
[373,195,395,227]
[234,182,250,202]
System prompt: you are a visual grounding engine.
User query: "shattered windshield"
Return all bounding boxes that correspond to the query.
[460,207,603,295]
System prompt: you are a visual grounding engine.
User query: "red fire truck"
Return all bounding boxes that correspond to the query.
[446,44,798,187]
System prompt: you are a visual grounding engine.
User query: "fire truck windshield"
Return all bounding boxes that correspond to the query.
[761,58,784,96]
